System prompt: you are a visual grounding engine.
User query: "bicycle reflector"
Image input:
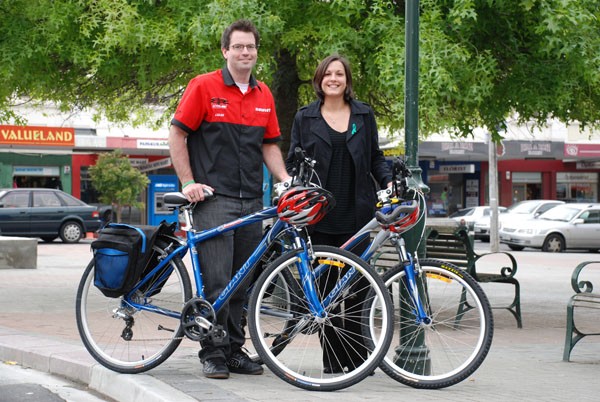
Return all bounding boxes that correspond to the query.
[276,186,335,226]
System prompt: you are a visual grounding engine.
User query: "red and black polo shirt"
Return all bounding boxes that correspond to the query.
[172,68,281,198]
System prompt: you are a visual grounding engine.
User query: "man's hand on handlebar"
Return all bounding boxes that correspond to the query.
[182,182,214,203]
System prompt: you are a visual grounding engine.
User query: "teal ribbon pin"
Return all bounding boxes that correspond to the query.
[351,123,357,135]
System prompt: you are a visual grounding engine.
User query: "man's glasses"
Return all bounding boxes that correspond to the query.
[229,44,258,51]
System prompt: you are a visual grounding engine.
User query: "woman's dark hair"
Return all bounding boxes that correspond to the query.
[221,19,260,49]
[312,54,354,102]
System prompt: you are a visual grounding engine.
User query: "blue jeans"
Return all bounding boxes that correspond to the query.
[192,195,263,362]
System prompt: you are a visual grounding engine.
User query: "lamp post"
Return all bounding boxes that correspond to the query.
[393,0,431,374]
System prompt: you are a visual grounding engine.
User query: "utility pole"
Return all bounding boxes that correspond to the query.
[488,132,500,252]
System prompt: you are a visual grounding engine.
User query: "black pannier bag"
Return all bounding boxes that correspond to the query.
[92,222,169,298]
[138,222,178,297]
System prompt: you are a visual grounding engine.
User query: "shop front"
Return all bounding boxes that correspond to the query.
[0,125,75,191]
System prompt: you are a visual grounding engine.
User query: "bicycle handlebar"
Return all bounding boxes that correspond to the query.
[272,147,319,203]
[375,199,419,226]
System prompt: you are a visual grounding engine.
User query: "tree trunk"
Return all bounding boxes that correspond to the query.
[271,49,302,157]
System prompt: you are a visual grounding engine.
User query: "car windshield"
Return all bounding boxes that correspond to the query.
[450,208,474,218]
[539,206,581,222]
[507,201,540,214]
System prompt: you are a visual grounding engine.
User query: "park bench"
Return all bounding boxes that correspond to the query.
[424,219,522,328]
[563,261,600,361]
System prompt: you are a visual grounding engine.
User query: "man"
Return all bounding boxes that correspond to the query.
[168,19,290,380]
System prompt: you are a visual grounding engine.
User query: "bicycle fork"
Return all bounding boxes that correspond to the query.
[392,235,431,325]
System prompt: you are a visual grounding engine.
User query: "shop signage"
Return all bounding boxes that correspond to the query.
[439,164,475,174]
[137,139,169,149]
[565,143,600,157]
[138,158,172,172]
[557,172,598,183]
[441,142,474,155]
[0,125,75,147]
[577,161,600,169]
[520,142,551,156]
[13,166,60,176]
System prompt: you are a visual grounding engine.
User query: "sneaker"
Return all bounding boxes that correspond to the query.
[203,357,229,379]
[227,350,264,375]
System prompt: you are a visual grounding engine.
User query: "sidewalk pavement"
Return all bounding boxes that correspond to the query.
[1,240,599,401]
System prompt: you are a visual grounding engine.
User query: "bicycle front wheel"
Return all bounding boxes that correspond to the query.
[379,258,493,389]
[75,239,192,373]
[248,245,393,392]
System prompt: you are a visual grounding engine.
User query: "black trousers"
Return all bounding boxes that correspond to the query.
[311,231,370,371]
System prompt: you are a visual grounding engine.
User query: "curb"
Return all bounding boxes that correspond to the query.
[0,326,197,402]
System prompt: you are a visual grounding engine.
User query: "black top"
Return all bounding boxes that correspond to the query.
[286,99,391,232]
[316,124,356,233]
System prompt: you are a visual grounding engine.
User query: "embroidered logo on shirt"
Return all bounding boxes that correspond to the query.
[255,107,271,113]
[211,97,229,109]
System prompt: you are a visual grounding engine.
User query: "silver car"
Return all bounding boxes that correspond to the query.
[449,206,506,231]
[499,203,600,252]
[476,199,564,242]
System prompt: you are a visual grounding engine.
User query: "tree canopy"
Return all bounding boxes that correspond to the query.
[1,0,599,145]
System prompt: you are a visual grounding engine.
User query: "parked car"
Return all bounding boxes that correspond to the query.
[499,203,600,252]
[0,188,102,243]
[472,208,508,241]
[474,199,563,242]
[450,206,507,231]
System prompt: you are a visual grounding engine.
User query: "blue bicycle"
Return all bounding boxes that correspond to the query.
[75,151,394,392]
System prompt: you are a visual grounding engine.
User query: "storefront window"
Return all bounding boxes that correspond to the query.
[557,172,598,202]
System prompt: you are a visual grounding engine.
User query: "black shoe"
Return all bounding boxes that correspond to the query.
[203,357,229,379]
[323,365,345,374]
[227,350,264,375]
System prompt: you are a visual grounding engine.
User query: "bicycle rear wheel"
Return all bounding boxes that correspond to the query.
[76,239,192,373]
[379,258,493,389]
[248,245,393,391]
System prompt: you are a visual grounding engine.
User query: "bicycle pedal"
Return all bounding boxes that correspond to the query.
[207,325,227,346]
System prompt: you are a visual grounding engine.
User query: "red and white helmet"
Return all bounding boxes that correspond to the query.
[375,200,421,233]
[276,186,335,227]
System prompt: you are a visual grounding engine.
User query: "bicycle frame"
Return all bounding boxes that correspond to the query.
[123,204,328,320]
[338,201,430,324]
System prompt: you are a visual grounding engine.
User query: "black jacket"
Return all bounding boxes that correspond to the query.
[286,100,391,231]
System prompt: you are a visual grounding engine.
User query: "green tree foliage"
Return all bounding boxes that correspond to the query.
[89,150,149,223]
[1,0,599,145]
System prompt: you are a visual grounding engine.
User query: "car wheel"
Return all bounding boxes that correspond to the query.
[542,234,565,252]
[481,236,490,243]
[508,245,524,251]
[60,221,83,243]
[41,236,57,243]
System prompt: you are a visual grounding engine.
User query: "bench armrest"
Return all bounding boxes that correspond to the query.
[570,261,600,294]
[471,251,518,281]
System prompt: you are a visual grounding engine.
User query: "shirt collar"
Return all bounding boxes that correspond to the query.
[221,67,260,90]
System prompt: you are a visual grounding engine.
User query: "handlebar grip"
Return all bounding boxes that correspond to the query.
[375,200,418,225]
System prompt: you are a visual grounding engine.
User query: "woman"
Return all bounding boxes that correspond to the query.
[286,54,391,373]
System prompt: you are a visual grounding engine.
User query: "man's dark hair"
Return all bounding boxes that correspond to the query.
[312,54,355,103]
[221,19,260,49]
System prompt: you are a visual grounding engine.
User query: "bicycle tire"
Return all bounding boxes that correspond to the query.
[379,258,493,389]
[248,245,394,391]
[76,238,192,373]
